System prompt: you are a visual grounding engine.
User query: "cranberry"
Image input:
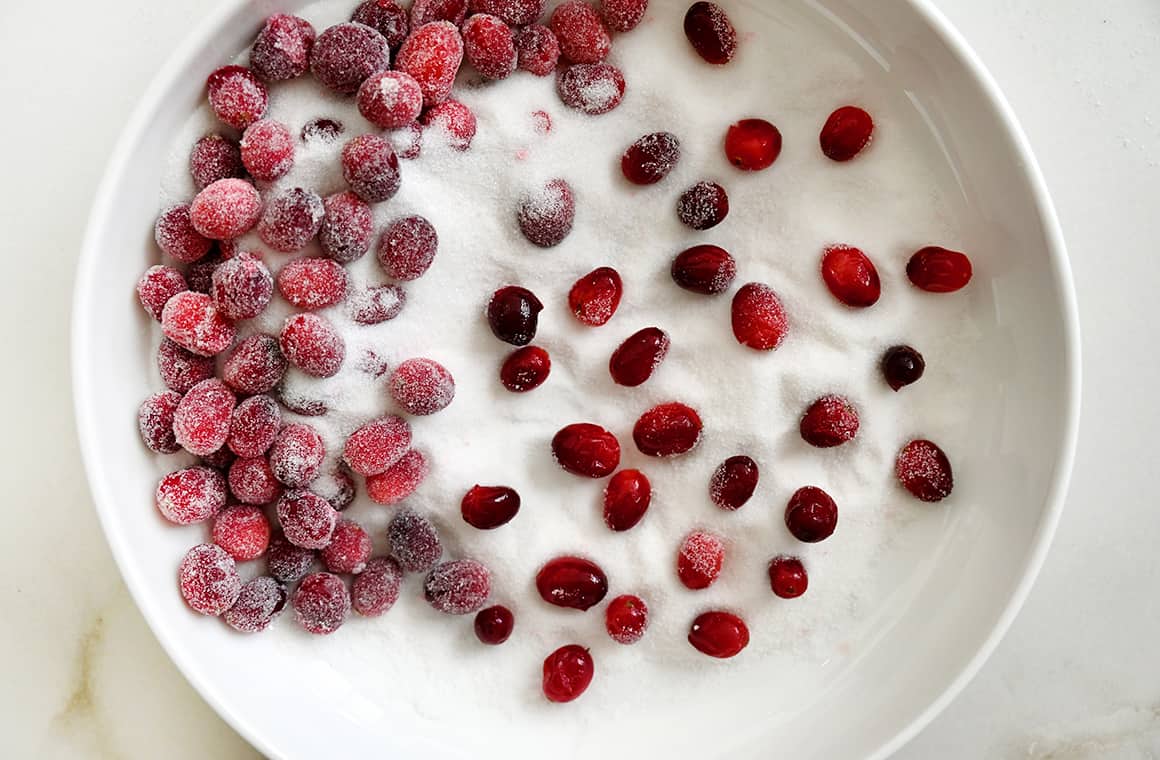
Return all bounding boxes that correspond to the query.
[300,117,345,143]
[895,439,953,502]
[138,391,181,454]
[542,645,594,702]
[189,134,244,190]
[351,0,409,49]
[154,204,213,263]
[633,402,702,457]
[269,423,325,487]
[199,446,237,472]
[731,282,788,350]
[277,258,348,311]
[342,133,401,203]
[228,456,283,505]
[222,334,286,394]
[487,286,543,345]
[274,385,329,417]
[424,558,491,614]
[240,119,295,182]
[280,313,345,377]
[250,14,316,81]
[688,611,748,658]
[725,118,781,171]
[556,63,625,115]
[474,604,515,644]
[349,284,407,324]
[671,245,737,294]
[137,266,187,322]
[179,544,243,616]
[212,505,272,561]
[600,0,647,30]
[603,469,650,531]
[173,378,236,456]
[621,132,680,185]
[322,519,373,574]
[820,106,874,161]
[389,359,455,415]
[462,14,517,80]
[709,455,758,510]
[320,191,374,263]
[500,345,551,391]
[309,22,390,94]
[395,21,465,107]
[227,395,280,458]
[316,466,357,511]
[551,1,610,63]
[552,423,621,477]
[676,181,729,230]
[206,65,268,129]
[293,572,350,635]
[461,485,520,529]
[421,99,478,151]
[258,188,325,252]
[366,449,428,504]
[344,415,412,475]
[224,576,287,633]
[821,244,881,307]
[277,490,338,549]
[677,530,725,589]
[569,266,622,326]
[609,327,670,386]
[189,178,262,240]
[515,24,560,76]
[211,253,273,320]
[785,486,838,542]
[800,395,859,448]
[882,345,925,391]
[377,215,438,280]
[470,0,544,25]
[388,508,443,572]
[517,178,575,247]
[536,555,608,610]
[605,594,648,643]
[907,246,973,292]
[357,70,424,129]
[266,531,316,583]
[158,339,216,393]
[184,252,222,294]
[768,555,807,599]
[684,2,736,64]
[351,557,403,616]
[411,0,468,26]
[156,466,226,525]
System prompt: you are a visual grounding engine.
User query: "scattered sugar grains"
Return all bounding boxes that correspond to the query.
[151,0,981,736]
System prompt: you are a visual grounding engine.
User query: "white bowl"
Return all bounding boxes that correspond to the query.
[72,0,1079,757]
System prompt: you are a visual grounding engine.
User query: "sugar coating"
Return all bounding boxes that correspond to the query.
[557,63,625,114]
[224,576,287,633]
[293,571,351,634]
[351,556,403,616]
[155,465,226,525]
[178,543,242,616]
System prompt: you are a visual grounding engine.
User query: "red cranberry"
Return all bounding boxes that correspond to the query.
[895,439,954,502]
[785,486,838,542]
[605,594,648,644]
[389,359,455,415]
[351,556,403,616]
[551,1,610,63]
[322,519,373,574]
[461,485,520,529]
[395,21,464,107]
[474,604,515,644]
[710,455,758,510]
[138,391,181,454]
[224,576,287,633]
[211,253,273,320]
[366,449,428,504]
[158,339,216,393]
[228,456,283,505]
[154,204,213,263]
[907,246,973,293]
[228,395,280,458]
[487,286,543,345]
[470,0,544,25]
[684,2,736,64]
[280,313,345,377]
[517,178,575,247]
[882,345,925,391]
[266,530,316,583]
[725,118,781,170]
[821,244,881,307]
[671,242,736,290]
[542,644,594,702]
[344,415,411,475]
[552,423,621,477]
[688,610,748,658]
[342,134,401,203]
[156,466,227,525]
[633,402,702,457]
[677,530,724,589]
[515,24,560,76]
[676,181,729,230]
[310,22,390,94]
[240,119,294,182]
[536,555,608,610]
[206,65,268,129]
[820,106,874,162]
[768,555,807,598]
[173,378,236,456]
[609,327,670,386]
[569,266,622,326]
[179,544,243,616]
[161,292,236,357]
[137,265,187,321]
[258,188,324,252]
[411,0,468,26]
[557,63,625,115]
[731,282,788,350]
[277,258,347,311]
[189,178,262,240]
[222,334,286,394]
[320,191,374,263]
[500,345,551,392]
[250,14,316,81]
[424,558,491,614]
[269,423,325,488]
[349,284,407,324]
[463,13,517,80]
[421,99,477,151]
[388,508,443,572]
[603,469,650,531]
[352,0,409,48]
[621,132,680,185]
[357,70,423,129]
[277,490,338,549]
[600,0,647,31]
[212,505,271,561]
[800,395,859,448]
[377,215,438,280]
[300,117,345,143]
[189,134,244,190]
[293,572,350,634]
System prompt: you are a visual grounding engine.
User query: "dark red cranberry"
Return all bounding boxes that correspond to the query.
[474,605,515,645]
[569,267,622,326]
[600,0,647,31]
[410,0,467,26]
[517,178,575,247]
[471,0,545,26]
[351,0,409,48]
[137,265,187,321]
[688,611,749,658]
[138,391,182,454]
[677,530,725,589]
[633,402,702,457]
[189,134,244,190]
[224,576,287,633]
[320,191,372,262]
[672,245,736,294]
[683,2,737,64]
[768,556,808,598]
[377,215,438,280]
[158,338,216,393]
[461,485,521,529]
[605,594,648,644]
[785,486,838,543]
[677,181,729,230]
[388,508,443,572]
[266,531,316,583]
[250,14,316,81]
[424,559,491,614]
[800,395,859,448]
[341,133,401,203]
[821,244,881,307]
[820,106,874,161]
[349,284,406,324]
[556,63,625,115]
[709,455,758,510]
[621,132,681,185]
[907,246,973,292]
[731,282,788,350]
[552,423,620,477]
[609,327,670,387]
[500,345,551,392]
[309,22,390,94]
[725,119,781,171]
[882,345,925,391]
[603,469,650,531]
[351,557,402,617]
[293,572,350,635]
[536,556,608,610]
[542,644,594,702]
[301,118,345,143]
[895,439,954,502]
[487,286,543,345]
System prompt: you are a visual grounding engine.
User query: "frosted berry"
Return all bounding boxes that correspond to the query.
[300,117,345,143]
[785,486,838,542]
[154,204,213,263]
[212,505,272,561]
[395,21,465,107]
[309,22,390,94]
[461,485,520,529]
[137,265,187,321]
[222,334,286,394]
[189,134,244,190]
[470,0,544,25]
[821,245,880,307]
[341,133,401,203]
[684,2,736,64]
[609,327,669,386]
[536,555,608,610]
[267,531,316,583]
[474,605,514,645]
[882,345,925,391]
[189,178,262,240]
[228,456,282,505]
[411,0,468,26]
[557,63,625,115]
[725,118,781,170]
[377,215,438,280]
[677,181,729,230]
[280,313,345,377]
[800,395,859,448]
[322,519,373,574]
[240,119,294,182]
[389,358,455,415]
[277,258,348,310]
[551,1,610,63]
[671,245,736,295]
[366,449,428,504]
[352,556,403,616]
[320,192,374,263]
[158,339,215,393]
[907,246,973,293]
[731,282,787,350]
[820,106,874,162]
[569,267,622,326]
[258,188,324,252]
[349,284,407,324]
[224,576,287,633]
[487,286,543,345]
[173,378,236,456]
[206,65,268,129]
[277,490,338,549]
[250,14,316,81]
[388,508,443,572]
[517,178,575,247]
[228,394,280,457]
[315,466,357,511]
[463,14,517,80]
[156,466,226,525]
[357,70,424,129]
[603,469,650,531]
[275,385,330,418]
[351,0,409,49]
[421,99,477,151]
[179,544,242,616]
[200,446,237,472]
[710,455,758,510]
[621,132,680,185]
[552,423,620,477]
[500,345,551,392]
[293,572,350,634]
[425,559,490,614]
[688,611,748,658]
[515,25,559,76]
[677,529,725,589]
[633,402,702,457]
[211,252,273,320]
[895,439,953,502]
[542,645,593,702]
[600,0,647,31]
[138,391,181,454]
[605,594,648,643]
[768,555,807,598]
[344,415,412,475]
[269,423,326,487]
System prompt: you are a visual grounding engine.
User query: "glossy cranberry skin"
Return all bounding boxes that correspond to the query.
[609,327,670,387]
[688,611,749,658]
[605,594,648,644]
[474,605,515,645]
[906,246,973,292]
[671,245,736,295]
[542,645,594,703]
[882,345,925,391]
[552,423,621,477]
[785,486,838,543]
[487,286,543,345]
[633,402,702,457]
[725,119,781,170]
[603,469,651,531]
[461,485,521,529]
[683,2,737,64]
[731,282,788,350]
[821,245,881,307]
[895,439,954,502]
[569,267,622,326]
[799,395,859,448]
[820,106,874,162]
[500,345,551,391]
[709,455,758,510]
[620,132,681,185]
[768,556,808,598]
[536,556,608,610]
[676,181,729,230]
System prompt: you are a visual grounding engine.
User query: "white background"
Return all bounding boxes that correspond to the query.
[1,0,1157,757]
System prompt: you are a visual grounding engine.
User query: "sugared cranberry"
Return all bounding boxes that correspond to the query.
[293,572,350,634]
[569,266,622,326]
[487,286,543,345]
[821,245,880,307]
[785,486,838,543]
[421,99,477,151]
[517,178,575,247]
[768,556,807,598]
[633,402,702,457]
[250,14,316,81]
[357,70,423,129]
[552,423,621,477]
[542,645,594,702]
[500,345,551,391]
[725,118,781,170]
[342,134,401,203]
[388,508,443,572]
[179,544,242,616]
[474,604,515,644]
[155,204,213,263]
[189,134,244,190]
[800,395,859,448]
[240,119,295,182]
[556,63,625,115]
[895,439,953,502]
[212,505,272,561]
[173,378,236,456]
[424,558,491,614]
[882,345,925,391]
[344,415,411,476]
[156,466,226,525]
[389,359,455,415]
[395,21,465,107]
[280,313,345,377]
[277,258,348,310]
[137,265,187,322]
[189,178,262,240]
[228,456,283,505]
[551,1,610,63]
[211,253,273,320]
[351,557,403,616]
[316,467,357,511]
[320,191,374,263]
[266,530,316,583]
[907,246,973,293]
[820,106,874,162]
[536,555,608,610]
[158,338,216,393]
[269,423,325,487]
[224,576,287,633]
[470,0,544,25]
[731,282,788,350]
[684,2,736,64]
[600,0,647,30]
[366,449,428,504]
[605,594,648,643]
[352,0,409,48]
[309,22,390,94]
[709,455,758,510]
[463,14,517,80]
[277,490,338,549]
[349,284,407,324]
[603,469,650,531]
[227,395,280,458]
[322,519,373,574]
[258,188,324,252]
[621,132,680,185]
[609,327,670,386]
[688,611,748,658]
[222,334,286,394]
[138,391,181,454]
[206,65,268,129]
[461,485,520,529]
[677,530,725,589]
[199,446,237,472]
[185,252,223,294]
[300,117,345,143]
[411,0,468,26]
[377,215,438,280]
[676,181,729,230]
[515,24,560,76]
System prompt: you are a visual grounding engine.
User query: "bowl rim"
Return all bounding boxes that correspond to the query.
[70,1,1081,757]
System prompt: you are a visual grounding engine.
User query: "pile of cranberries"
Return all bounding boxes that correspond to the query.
[137,0,970,706]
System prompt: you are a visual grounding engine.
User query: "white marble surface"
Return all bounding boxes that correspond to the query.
[0,0,1156,757]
